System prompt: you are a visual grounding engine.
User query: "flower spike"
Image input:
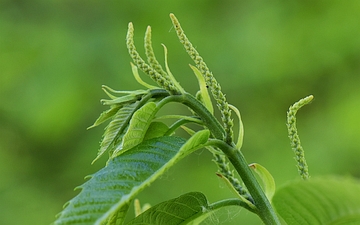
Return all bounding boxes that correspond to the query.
[287,95,313,180]
[170,13,233,144]
[126,22,179,94]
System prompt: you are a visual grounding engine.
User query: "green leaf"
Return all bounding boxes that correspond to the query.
[55,136,189,225]
[126,192,211,225]
[215,172,256,210]
[130,63,158,89]
[113,102,157,156]
[127,191,257,225]
[88,105,122,130]
[134,199,151,217]
[249,163,275,201]
[92,102,138,164]
[100,86,148,106]
[143,121,170,140]
[272,177,360,225]
[180,129,209,153]
[189,64,213,114]
[162,44,185,94]
[228,104,244,150]
[104,202,130,225]
[100,93,143,106]
[54,132,210,225]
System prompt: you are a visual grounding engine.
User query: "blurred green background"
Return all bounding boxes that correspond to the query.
[1,0,360,224]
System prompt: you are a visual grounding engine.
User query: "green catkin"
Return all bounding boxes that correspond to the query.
[170,13,233,144]
[126,23,179,94]
[144,26,169,80]
[213,152,253,203]
[169,14,250,203]
[287,95,313,180]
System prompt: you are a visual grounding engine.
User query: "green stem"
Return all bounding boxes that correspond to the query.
[157,93,280,224]
[163,116,203,136]
[208,139,281,225]
[209,198,258,215]
[156,93,225,139]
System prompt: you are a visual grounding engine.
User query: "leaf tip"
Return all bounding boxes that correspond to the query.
[62,201,71,209]
[249,163,256,169]
[84,174,93,180]
[215,172,223,178]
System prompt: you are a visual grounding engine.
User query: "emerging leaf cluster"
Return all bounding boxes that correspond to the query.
[54,14,258,225]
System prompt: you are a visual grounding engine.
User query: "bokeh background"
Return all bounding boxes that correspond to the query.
[1,0,360,224]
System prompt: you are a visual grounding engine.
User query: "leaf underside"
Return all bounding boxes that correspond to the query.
[272,177,360,225]
[54,136,186,225]
[126,192,211,225]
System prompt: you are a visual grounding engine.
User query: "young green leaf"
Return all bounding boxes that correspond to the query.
[88,88,150,131]
[87,105,122,130]
[189,64,213,114]
[228,104,244,150]
[162,44,185,94]
[215,172,256,211]
[126,192,211,225]
[130,62,158,89]
[143,121,170,140]
[127,192,258,225]
[54,136,187,225]
[179,129,210,155]
[104,202,130,225]
[133,199,151,217]
[249,163,275,201]
[93,102,138,163]
[112,102,158,156]
[272,177,360,225]
[101,85,147,98]
[100,91,146,106]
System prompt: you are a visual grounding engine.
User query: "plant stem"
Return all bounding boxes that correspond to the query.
[159,92,281,224]
[156,93,225,140]
[209,198,258,214]
[208,139,281,225]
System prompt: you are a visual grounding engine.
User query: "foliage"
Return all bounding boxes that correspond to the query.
[52,14,360,225]
[273,177,360,225]
[2,2,360,225]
